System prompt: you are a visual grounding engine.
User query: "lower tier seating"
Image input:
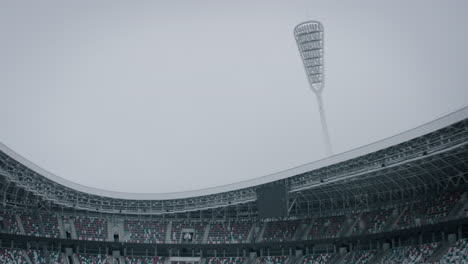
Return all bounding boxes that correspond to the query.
[437,238,468,263]
[208,257,245,264]
[257,256,287,264]
[302,253,334,264]
[124,256,164,264]
[381,242,439,263]
[27,249,65,264]
[0,248,28,264]
[77,253,110,264]
[343,250,376,264]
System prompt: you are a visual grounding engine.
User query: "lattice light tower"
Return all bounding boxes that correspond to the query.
[294,21,332,156]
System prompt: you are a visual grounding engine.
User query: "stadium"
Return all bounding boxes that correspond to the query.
[1,106,468,263]
[1,2,468,264]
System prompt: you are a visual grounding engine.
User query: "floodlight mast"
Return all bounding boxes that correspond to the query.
[294,21,333,156]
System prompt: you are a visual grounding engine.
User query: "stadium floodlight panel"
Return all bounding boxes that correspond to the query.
[294,21,324,94]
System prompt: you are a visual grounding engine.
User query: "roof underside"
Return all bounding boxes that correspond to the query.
[0,107,468,216]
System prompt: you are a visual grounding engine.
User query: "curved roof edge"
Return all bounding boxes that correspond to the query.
[1,106,468,200]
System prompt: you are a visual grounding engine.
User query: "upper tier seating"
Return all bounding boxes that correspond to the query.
[425,192,461,224]
[41,214,61,238]
[308,216,345,240]
[397,192,461,229]
[0,210,21,235]
[20,212,41,237]
[262,220,300,242]
[207,222,252,244]
[353,209,392,235]
[302,253,334,264]
[124,256,164,264]
[170,221,205,244]
[208,257,245,264]
[437,238,468,263]
[72,216,107,241]
[381,242,439,263]
[0,248,28,264]
[124,219,166,244]
[321,215,345,238]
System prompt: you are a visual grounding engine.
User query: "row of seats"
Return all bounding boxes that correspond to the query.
[27,249,65,264]
[124,256,165,264]
[0,248,28,264]
[437,238,468,263]
[1,211,60,238]
[170,222,206,244]
[262,220,301,242]
[20,213,41,237]
[353,208,393,235]
[3,242,468,264]
[308,215,345,240]
[397,192,461,229]
[124,219,166,243]
[343,250,376,264]
[207,222,252,244]
[302,253,333,264]
[0,191,463,244]
[77,253,110,264]
[72,216,108,241]
[0,211,21,235]
[41,214,61,238]
[257,256,287,264]
[208,257,245,264]
[381,242,440,263]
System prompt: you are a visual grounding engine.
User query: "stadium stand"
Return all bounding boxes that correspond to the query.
[437,238,468,263]
[20,212,41,237]
[208,257,245,264]
[72,216,108,241]
[124,256,164,264]
[257,256,287,264]
[396,192,462,230]
[342,250,376,264]
[381,242,440,263]
[0,248,28,264]
[207,221,252,244]
[262,220,300,242]
[77,253,110,264]
[41,214,61,238]
[0,210,21,235]
[170,221,206,243]
[124,219,166,243]
[302,253,334,264]
[307,215,345,240]
[353,208,393,235]
[27,249,65,264]
[0,107,467,264]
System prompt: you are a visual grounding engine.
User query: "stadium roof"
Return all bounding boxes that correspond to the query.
[1,106,467,201]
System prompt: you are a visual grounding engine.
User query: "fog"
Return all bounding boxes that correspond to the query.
[1,0,467,193]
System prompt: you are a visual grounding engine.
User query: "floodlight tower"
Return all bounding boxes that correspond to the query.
[294,21,332,156]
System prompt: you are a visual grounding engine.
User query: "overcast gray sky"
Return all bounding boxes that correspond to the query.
[1,0,468,194]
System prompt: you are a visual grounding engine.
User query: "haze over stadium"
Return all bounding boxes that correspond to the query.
[1,2,468,264]
[1,1,468,194]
